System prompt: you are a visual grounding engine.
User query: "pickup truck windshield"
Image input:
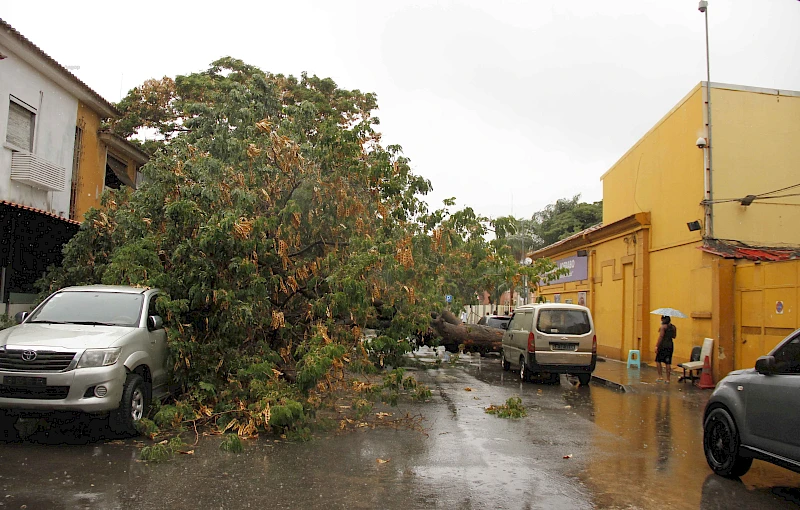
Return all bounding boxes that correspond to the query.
[27,292,144,327]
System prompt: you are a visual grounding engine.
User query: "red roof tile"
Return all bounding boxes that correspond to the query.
[0,200,81,225]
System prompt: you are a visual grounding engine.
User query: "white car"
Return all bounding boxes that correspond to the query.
[0,285,168,435]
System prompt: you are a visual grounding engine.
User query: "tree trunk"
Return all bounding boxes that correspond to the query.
[428,312,503,353]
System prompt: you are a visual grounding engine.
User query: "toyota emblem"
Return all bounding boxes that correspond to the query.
[21,350,37,362]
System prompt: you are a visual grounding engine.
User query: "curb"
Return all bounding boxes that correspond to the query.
[590,374,628,392]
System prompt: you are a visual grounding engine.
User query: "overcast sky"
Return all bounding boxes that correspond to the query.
[3,1,799,220]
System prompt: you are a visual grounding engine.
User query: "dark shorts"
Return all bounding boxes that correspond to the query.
[655,348,673,365]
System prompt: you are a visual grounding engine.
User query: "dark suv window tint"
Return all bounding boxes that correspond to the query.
[774,336,800,374]
[537,310,591,335]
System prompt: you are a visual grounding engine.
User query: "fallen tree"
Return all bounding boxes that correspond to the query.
[428,311,503,353]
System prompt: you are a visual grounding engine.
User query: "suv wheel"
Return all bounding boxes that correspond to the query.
[577,374,591,386]
[703,407,753,477]
[519,358,529,382]
[500,352,510,371]
[110,373,149,436]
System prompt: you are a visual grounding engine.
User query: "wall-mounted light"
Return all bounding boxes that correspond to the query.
[687,220,702,232]
[740,195,757,206]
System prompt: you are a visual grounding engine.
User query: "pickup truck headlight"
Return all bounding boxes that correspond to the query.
[77,348,122,368]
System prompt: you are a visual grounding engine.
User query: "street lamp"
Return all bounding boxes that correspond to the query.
[699,0,713,238]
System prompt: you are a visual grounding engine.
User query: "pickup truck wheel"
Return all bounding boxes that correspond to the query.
[110,373,149,436]
[704,407,753,477]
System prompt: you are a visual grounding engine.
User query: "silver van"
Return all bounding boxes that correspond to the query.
[500,303,596,385]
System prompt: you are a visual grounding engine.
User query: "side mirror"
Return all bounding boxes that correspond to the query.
[14,311,28,324]
[500,323,509,330]
[755,355,777,375]
[147,315,164,331]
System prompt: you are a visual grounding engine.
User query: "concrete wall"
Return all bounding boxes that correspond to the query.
[0,41,77,218]
[711,86,800,246]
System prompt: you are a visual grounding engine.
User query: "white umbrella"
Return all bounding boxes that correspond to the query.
[650,308,688,319]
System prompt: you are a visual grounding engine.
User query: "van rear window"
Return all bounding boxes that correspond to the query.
[536,310,591,335]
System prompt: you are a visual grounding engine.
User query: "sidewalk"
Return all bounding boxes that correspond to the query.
[591,357,699,392]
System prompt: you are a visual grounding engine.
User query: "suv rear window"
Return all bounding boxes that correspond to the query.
[536,309,591,335]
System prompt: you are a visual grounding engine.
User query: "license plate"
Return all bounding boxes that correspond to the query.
[3,376,46,387]
[551,343,577,351]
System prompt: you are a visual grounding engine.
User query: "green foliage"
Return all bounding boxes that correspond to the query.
[525,195,602,251]
[365,336,412,369]
[135,418,159,438]
[268,400,305,430]
[0,314,15,331]
[353,398,373,420]
[220,434,244,453]
[140,437,184,463]
[153,405,185,429]
[485,397,527,419]
[40,57,562,435]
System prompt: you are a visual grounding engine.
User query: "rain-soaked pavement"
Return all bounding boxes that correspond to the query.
[1,349,799,509]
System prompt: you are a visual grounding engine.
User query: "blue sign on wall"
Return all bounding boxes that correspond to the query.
[543,255,589,285]
[445,294,453,303]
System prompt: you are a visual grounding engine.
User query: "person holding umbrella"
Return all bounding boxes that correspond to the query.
[655,315,678,383]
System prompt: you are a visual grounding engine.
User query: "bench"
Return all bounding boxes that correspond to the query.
[678,337,713,383]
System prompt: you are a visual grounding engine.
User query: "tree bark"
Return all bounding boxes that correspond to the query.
[428,312,503,353]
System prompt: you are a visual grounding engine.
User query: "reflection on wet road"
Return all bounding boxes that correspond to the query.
[0,350,798,509]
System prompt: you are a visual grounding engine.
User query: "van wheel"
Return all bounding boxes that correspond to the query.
[519,358,529,382]
[577,374,591,386]
[501,352,510,371]
[109,373,149,436]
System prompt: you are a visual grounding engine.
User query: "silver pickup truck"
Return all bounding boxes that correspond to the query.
[0,285,168,435]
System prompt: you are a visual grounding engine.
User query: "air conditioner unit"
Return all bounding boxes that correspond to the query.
[9,152,66,192]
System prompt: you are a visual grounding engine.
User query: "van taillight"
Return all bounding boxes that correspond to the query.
[592,335,597,353]
[528,332,535,352]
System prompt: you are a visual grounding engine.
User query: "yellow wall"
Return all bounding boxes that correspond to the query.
[74,102,106,221]
[648,244,715,365]
[538,228,650,362]
[712,87,800,246]
[601,85,706,251]
[73,102,140,221]
[734,259,800,370]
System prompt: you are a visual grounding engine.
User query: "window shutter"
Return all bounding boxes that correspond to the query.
[6,101,34,151]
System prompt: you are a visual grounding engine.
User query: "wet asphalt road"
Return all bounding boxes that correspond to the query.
[1,351,799,509]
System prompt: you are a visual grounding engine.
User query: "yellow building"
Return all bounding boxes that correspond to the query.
[533,82,800,380]
[70,103,149,221]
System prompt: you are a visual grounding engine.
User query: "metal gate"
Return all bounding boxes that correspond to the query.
[734,260,800,370]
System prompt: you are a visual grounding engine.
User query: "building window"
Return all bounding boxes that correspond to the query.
[6,98,36,152]
[105,153,128,190]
